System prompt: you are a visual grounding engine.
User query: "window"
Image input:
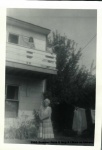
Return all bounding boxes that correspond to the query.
[8,33,19,44]
[28,37,35,49]
[5,85,19,118]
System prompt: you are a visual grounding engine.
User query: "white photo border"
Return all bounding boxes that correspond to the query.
[0,1,102,150]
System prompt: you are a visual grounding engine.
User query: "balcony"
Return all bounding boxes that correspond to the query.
[6,42,57,75]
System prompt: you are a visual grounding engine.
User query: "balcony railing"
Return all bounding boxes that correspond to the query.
[6,42,56,71]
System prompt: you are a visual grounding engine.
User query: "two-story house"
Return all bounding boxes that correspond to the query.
[5,16,57,129]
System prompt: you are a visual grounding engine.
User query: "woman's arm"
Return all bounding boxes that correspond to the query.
[41,107,52,120]
[38,106,43,120]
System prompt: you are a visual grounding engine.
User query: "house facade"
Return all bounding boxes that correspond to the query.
[5,17,57,129]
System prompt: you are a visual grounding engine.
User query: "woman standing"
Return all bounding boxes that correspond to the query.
[28,37,35,49]
[38,98,54,139]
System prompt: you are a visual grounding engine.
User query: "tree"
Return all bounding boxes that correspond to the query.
[46,31,80,103]
[45,31,95,109]
[45,31,96,134]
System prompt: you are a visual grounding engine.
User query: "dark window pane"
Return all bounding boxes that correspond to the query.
[7,86,18,100]
[9,34,19,44]
[5,101,19,118]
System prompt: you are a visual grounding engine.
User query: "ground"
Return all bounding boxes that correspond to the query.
[4,131,94,146]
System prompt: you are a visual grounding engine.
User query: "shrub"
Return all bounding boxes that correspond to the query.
[4,110,40,140]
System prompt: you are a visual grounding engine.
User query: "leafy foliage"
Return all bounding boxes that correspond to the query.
[46,31,95,108]
[4,111,40,139]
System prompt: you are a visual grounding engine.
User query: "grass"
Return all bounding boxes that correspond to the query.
[4,129,94,146]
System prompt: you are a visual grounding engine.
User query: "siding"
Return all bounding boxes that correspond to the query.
[5,75,44,128]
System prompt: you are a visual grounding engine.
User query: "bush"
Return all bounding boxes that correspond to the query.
[4,119,37,139]
[4,110,40,140]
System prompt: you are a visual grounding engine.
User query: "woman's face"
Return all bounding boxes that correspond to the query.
[44,100,49,107]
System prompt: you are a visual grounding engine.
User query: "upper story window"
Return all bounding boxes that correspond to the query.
[8,33,19,44]
[7,32,46,51]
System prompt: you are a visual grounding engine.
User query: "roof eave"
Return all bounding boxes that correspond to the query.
[6,16,51,35]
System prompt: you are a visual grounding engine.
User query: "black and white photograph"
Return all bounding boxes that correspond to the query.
[4,8,96,146]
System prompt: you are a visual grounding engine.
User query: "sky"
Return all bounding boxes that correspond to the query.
[7,9,97,72]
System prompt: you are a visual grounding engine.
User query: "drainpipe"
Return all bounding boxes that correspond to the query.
[42,79,46,93]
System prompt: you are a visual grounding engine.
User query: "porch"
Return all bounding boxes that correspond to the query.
[6,43,57,75]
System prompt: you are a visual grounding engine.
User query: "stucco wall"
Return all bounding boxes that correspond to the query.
[5,75,44,129]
